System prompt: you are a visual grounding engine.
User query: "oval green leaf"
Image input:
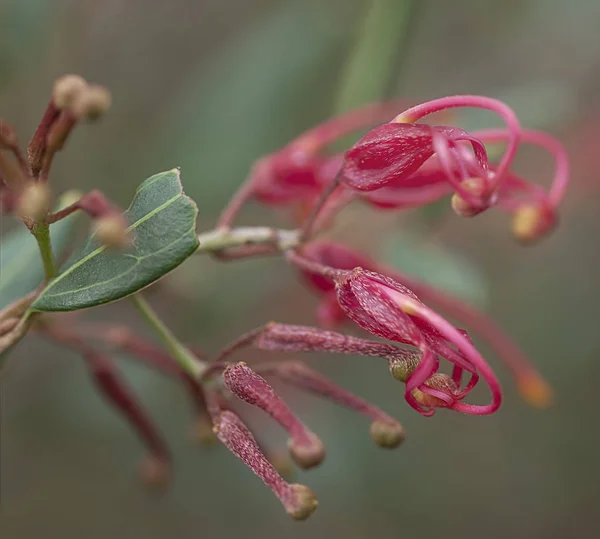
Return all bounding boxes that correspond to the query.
[31,169,199,312]
[0,190,82,310]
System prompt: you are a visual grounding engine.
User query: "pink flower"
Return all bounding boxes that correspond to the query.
[295,241,552,409]
[331,267,501,415]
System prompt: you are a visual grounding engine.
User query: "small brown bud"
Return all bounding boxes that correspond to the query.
[451,178,487,218]
[388,352,420,383]
[369,419,405,449]
[94,214,132,249]
[138,455,171,490]
[53,75,88,109]
[288,433,326,469]
[17,182,52,221]
[286,484,318,521]
[72,85,112,121]
[411,373,458,409]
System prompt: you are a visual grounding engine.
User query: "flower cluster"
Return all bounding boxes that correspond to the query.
[1,79,569,521]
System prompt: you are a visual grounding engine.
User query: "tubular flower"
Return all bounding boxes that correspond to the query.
[295,241,552,409]
[339,96,569,243]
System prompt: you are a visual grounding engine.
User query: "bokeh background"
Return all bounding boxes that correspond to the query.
[2,0,600,537]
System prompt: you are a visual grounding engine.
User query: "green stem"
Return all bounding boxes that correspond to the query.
[131,294,205,379]
[334,0,417,114]
[32,223,56,280]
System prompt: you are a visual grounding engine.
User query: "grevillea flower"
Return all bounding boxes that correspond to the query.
[332,267,501,415]
[339,96,570,243]
[217,100,410,227]
[296,241,553,408]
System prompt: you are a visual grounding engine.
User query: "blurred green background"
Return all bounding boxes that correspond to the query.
[2,0,600,537]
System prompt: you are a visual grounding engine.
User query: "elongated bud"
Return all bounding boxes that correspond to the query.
[223,362,325,469]
[255,322,400,359]
[88,356,171,488]
[17,182,52,221]
[511,203,556,244]
[93,214,132,249]
[214,410,318,520]
[72,85,112,121]
[271,361,405,449]
[53,75,88,109]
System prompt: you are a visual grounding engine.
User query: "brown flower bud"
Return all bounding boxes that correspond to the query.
[288,432,326,470]
[286,484,318,521]
[451,177,487,218]
[369,419,405,449]
[93,214,132,249]
[72,85,112,121]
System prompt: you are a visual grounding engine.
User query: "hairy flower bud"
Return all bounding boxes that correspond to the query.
[72,85,112,121]
[213,410,318,520]
[369,419,405,449]
[224,362,325,469]
[17,182,52,221]
[270,360,405,449]
[94,214,132,249]
[53,75,88,109]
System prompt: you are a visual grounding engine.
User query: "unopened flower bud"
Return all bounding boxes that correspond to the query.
[53,75,88,109]
[451,177,487,217]
[72,85,112,121]
[388,352,420,382]
[369,419,405,449]
[94,214,132,249]
[138,455,171,490]
[411,373,458,409]
[288,432,326,470]
[17,182,52,221]
[286,484,318,521]
[511,203,555,244]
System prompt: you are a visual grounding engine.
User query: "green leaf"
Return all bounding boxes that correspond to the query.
[0,190,81,310]
[31,169,199,312]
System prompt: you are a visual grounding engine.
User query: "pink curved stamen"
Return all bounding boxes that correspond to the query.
[382,289,502,415]
[474,128,570,207]
[394,96,521,192]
